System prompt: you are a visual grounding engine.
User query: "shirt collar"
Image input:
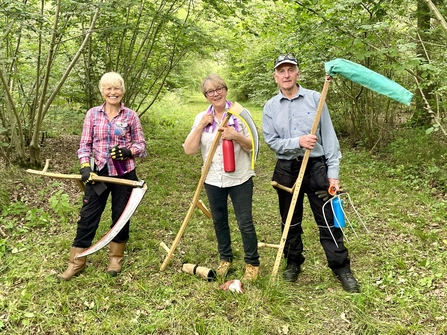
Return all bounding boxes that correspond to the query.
[279,84,303,101]
[100,102,124,113]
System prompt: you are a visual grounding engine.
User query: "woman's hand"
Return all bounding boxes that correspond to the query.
[200,113,214,129]
[220,125,238,140]
[184,113,214,155]
[219,125,252,152]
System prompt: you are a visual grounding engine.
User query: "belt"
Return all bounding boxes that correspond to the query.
[278,156,323,162]
[278,157,304,162]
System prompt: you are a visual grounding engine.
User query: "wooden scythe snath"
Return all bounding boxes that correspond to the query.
[26,159,146,189]
[159,112,228,270]
[160,102,259,271]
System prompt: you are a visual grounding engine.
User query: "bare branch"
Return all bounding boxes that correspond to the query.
[424,0,447,33]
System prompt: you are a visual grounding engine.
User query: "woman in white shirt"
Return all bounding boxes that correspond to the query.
[183,74,260,282]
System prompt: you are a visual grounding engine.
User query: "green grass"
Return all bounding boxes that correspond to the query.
[0,92,447,334]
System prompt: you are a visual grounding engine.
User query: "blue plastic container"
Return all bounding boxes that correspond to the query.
[331,197,345,228]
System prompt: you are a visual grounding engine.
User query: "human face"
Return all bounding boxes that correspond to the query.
[274,64,300,93]
[101,85,123,106]
[205,85,228,111]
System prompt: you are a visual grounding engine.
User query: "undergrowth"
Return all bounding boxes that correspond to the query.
[0,93,446,334]
[379,127,447,194]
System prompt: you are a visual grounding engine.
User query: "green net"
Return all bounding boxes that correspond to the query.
[325,58,413,106]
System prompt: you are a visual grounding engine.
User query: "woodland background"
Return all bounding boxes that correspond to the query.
[1,1,447,334]
[0,0,446,167]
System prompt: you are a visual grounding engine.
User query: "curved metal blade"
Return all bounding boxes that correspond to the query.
[228,102,260,169]
[76,182,147,259]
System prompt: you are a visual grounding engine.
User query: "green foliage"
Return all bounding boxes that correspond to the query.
[381,127,447,193]
[0,0,222,164]
[144,91,209,133]
[220,0,447,149]
[48,190,72,225]
[3,0,447,164]
[24,207,51,228]
[1,201,28,217]
[0,201,51,233]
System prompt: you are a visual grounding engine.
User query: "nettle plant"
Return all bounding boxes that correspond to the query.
[48,190,73,225]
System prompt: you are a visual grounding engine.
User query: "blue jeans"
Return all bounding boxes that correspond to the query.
[204,178,260,266]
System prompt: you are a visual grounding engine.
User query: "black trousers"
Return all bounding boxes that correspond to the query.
[272,158,351,275]
[72,166,138,248]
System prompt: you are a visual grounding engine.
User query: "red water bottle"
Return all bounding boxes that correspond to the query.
[222,140,235,172]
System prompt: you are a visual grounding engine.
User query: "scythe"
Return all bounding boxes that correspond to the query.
[269,58,413,282]
[26,159,147,258]
[160,102,259,271]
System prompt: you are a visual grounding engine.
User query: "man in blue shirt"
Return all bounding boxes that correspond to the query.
[262,54,359,293]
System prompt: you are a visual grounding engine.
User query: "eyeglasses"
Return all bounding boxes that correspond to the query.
[205,87,225,97]
[274,54,298,67]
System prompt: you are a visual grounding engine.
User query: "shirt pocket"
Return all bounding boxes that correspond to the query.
[113,121,128,138]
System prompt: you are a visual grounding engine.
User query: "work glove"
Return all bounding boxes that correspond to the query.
[80,164,97,184]
[109,146,132,160]
[315,190,332,202]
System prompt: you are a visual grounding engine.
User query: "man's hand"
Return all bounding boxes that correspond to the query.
[80,164,97,184]
[110,146,132,160]
[299,134,318,150]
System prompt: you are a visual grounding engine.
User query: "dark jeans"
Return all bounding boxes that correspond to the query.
[273,158,351,275]
[204,177,260,266]
[73,166,138,248]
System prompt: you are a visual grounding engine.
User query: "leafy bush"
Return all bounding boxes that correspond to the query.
[382,127,447,193]
[48,190,72,225]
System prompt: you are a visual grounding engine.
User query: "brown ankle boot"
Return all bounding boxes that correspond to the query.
[57,247,87,281]
[107,242,126,277]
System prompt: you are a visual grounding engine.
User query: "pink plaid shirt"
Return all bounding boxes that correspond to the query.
[77,102,147,176]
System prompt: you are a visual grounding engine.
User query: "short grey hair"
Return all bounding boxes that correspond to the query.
[200,74,228,96]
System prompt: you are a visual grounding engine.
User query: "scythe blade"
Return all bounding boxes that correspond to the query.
[325,58,413,106]
[228,102,260,169]
[76,182,147,259]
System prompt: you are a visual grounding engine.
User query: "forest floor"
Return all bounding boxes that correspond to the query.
[0,97,446,334]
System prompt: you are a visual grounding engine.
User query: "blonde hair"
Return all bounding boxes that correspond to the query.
[200,74,228,96]
[99,72,126,94]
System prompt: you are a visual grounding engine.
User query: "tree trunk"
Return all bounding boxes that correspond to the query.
[29,143,41,168]
[412,0,435,127]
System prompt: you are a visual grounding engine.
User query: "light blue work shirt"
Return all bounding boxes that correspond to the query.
[262,85,341,179]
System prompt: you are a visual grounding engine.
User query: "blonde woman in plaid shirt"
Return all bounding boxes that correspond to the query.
[58,72,146,281]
